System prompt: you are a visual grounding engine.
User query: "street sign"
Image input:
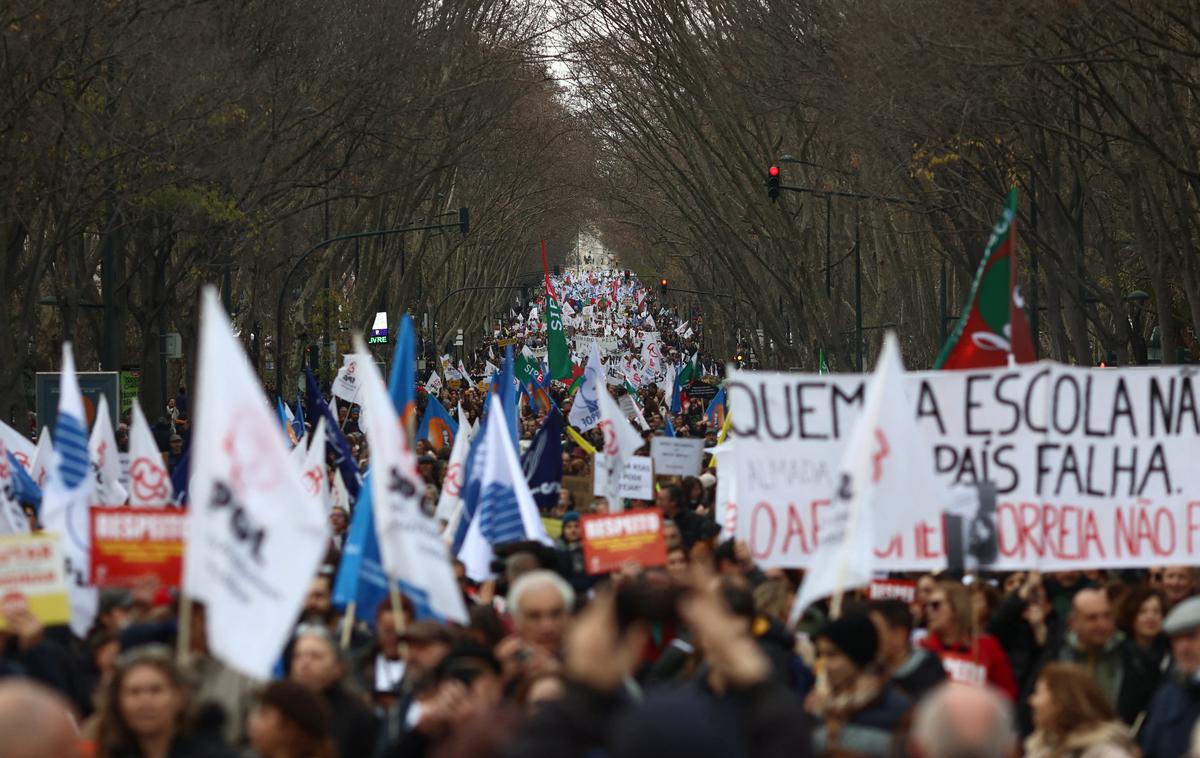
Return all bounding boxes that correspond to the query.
[36,371,120,432]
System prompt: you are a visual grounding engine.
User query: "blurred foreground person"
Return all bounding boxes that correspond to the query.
[1141,596,1200,758]
[910,683,1018,758]
[806,613,910,756]
[289,624,379,758]
[95,645,236,758]
[0,679,82,758]
[1025,663,1136,758]
[504,570,811,758]
[247,680,336,758]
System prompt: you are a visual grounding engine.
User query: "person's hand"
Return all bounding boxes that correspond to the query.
[1,595,44,651]
[679,566,769,689]
[478,579,496,606]
[564,591,648,692]
[415,680,469,734]
[1019,571,1043,602]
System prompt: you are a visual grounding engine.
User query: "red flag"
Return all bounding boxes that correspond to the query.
[935,188,1036,370]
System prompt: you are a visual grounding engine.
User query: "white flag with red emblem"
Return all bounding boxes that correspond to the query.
[597,383,645,508]
[88,395,128,507]
[299,416,329,514]
[789,333,947,623]
[434,405,476,522]
[128,401,173,508]
[186,287,330,679]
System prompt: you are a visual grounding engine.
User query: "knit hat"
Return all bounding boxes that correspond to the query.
[561,511,580,525]
[815,612,879,668]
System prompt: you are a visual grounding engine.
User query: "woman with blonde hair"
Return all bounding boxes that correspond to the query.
[1026,662,1137,757]
[919,580,1017,699]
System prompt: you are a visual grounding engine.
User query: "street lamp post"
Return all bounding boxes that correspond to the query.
[770,165,923,371]
[274,211,468,394]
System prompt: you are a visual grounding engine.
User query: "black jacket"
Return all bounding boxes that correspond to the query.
[890,647,945,702]
[986,591,1062,695]
[504,678,811,758]
[1140,671,1200,758]
[324,682,381,758]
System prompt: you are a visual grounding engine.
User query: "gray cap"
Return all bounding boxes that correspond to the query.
[1164,596,1200,637]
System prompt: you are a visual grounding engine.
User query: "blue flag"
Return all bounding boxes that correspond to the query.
[7,450,41,508]
[292,393,306,441]
[521,408,562,511]
[704,386,726,428]
[664,415,677,438]
[169,443,190,505]
[388,314,417,431]
[303,367,361,501]
[501,345,518,446]
[417,394,459,452]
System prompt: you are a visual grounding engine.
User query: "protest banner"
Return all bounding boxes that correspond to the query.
[0,534,70,630]
[729,362,1200,571]
[90,508,186,588]
[581,508,667,574]
[593,454,654,501]
[650,437,705,477]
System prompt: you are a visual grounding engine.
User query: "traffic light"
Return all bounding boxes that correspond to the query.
[624,270,631,282]
[306,343,320,372]
[767,165,780,201]
[659,278,669,296]
[458,206,470,236]
[553,264,561,277]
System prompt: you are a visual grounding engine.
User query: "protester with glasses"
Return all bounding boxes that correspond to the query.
[919,580,1017,699]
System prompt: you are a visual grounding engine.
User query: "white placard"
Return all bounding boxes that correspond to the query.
[650,437,705,477]
[593,454,654,501]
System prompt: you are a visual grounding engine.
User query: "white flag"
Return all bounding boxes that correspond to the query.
[330,354,365,404]
[354,336,467,624]
[597,383,645,508]
[40,343,97,637]
[789,333,947,623]
[127,401,173,508]
[457,360,470,382]
[185,288,330,679]
[434,405,476,522]
[457,395,551,581]
[424,371,443,397]
[299,416,329,514]
[88,396,128,507]
[0,420,36,472]
[567,343,604,432]
[30,427,53,489]
[0,438,31,535]
[331,468,351,513]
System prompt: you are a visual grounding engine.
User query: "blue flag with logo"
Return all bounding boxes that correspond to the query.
[500,345,518,446]
[417,393,458,453]
[521,407,562,511]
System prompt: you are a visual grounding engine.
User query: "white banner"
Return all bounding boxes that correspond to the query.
[730,362,1200,571]
[331,354,366,404]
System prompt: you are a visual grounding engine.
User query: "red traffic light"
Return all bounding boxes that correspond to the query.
[768,165,780,177]
[659,278,668,286]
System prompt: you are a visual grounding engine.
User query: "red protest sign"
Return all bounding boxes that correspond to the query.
[867,579,917,603]
[581,508,667,575]
[90,508,186,588]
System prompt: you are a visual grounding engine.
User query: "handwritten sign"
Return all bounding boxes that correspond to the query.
[581,508,667,574]
[0,534,70,630]
[593,454,654,501]
[650,437,705,477]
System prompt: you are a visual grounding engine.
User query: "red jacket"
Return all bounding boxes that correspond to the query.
[920,631,1017,700]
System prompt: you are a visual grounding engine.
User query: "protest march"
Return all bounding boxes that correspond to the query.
[3,205,1200,758]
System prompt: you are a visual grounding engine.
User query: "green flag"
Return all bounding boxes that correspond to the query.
[545,299,573,380]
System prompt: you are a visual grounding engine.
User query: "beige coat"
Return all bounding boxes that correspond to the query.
[1024,720,1137,758]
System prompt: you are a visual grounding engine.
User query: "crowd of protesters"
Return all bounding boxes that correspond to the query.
[4,270,1200,757]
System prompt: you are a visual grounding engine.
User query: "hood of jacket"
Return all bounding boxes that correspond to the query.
[1025,720,1135,757]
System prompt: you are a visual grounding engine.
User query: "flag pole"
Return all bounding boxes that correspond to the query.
[176,595,193,668]
[340,600,357,649]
